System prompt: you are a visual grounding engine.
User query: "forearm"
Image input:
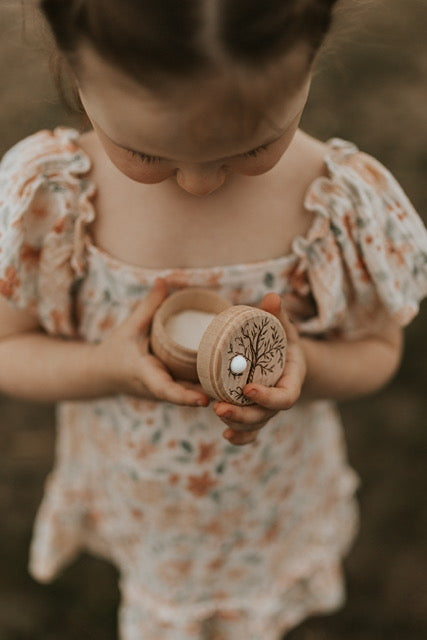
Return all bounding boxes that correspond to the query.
[300,328,404,401]
[0,331,111,402]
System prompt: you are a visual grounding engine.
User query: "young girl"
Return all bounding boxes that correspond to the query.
[1,1,426,638]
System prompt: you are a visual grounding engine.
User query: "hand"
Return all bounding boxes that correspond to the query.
[213,293,307,445]
[95,279,211,406]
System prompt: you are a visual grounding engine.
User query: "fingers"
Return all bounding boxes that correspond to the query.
[213,400,276,431]
[243,334,306,411]
[127,278,169,335]
[242,384,298,412]
[258,292,300,342]
[281,292,316,322]
[243,353,305,411]
[175,379,212,395]
[223,428,259,446]
[140,355,211,407]
[259,291,282,316]
[211,400,275,445]
[214,401,275,447]
[255,293,307,411]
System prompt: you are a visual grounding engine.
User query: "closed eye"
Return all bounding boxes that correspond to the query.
[126,143,270,164]
[241,144,269,158]
[127,150,162,163]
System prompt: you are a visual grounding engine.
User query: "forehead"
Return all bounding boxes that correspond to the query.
[77,43,311,159]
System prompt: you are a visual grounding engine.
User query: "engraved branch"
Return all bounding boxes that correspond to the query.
[227,317,286,403]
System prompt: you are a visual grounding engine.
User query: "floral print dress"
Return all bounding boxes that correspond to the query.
[1,128,426,640]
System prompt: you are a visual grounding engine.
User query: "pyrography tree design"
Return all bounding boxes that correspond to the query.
[227,317,286,404]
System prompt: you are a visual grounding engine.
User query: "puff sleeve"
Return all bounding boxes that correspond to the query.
[0,128,95,336]
[295,139,427,336]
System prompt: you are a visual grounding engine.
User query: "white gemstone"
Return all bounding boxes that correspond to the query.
[230,355,247,374]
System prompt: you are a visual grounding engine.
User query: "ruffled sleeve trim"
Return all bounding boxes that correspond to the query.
[0,127,96,336]
[296,138,427,334]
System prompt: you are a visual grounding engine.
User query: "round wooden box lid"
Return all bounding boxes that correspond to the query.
[197,305,287,405]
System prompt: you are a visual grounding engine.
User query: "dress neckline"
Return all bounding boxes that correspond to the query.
[67,130,357,276]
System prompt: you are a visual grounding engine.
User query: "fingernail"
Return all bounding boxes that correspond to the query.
[221,411,233,419]
[196,398,208,407]
[245,389,257,398]
[154,277,167,289]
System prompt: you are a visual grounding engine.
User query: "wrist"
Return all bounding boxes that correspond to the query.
[90,340,119,396]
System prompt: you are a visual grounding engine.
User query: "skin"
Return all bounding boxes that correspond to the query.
[0,42,403,447]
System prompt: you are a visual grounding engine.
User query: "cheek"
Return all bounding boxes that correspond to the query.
[237,155,282,176]
[237,125,299,176]
[236,148,288,176]
[92,122,174,183]
[108,153,174,183]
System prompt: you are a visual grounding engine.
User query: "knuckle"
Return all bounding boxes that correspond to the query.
[138,374,162,400]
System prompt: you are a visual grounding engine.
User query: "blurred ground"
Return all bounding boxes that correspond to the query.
[0,1,426,638]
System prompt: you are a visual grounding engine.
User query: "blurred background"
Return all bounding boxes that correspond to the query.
[0,1,426,638]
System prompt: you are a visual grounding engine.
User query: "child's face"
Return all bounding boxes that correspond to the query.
[77,44,312,197]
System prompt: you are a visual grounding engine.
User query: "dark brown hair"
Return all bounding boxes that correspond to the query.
[40,0,339,92]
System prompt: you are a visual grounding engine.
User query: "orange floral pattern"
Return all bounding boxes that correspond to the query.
[0,128,426,640]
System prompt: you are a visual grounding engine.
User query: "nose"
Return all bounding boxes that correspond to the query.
[175,165,227,196]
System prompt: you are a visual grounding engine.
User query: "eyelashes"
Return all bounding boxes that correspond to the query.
[242,144,269,158]
[127,150,162,164]
[126,143,270,164]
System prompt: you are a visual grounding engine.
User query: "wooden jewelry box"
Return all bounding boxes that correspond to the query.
[150,288,287,406]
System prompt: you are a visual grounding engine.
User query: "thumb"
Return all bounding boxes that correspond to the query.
[259,293,299,342]
[127,278,169,335]
[259,292,281,317]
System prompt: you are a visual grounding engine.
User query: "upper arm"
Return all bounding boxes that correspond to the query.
[0,295,41,341]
